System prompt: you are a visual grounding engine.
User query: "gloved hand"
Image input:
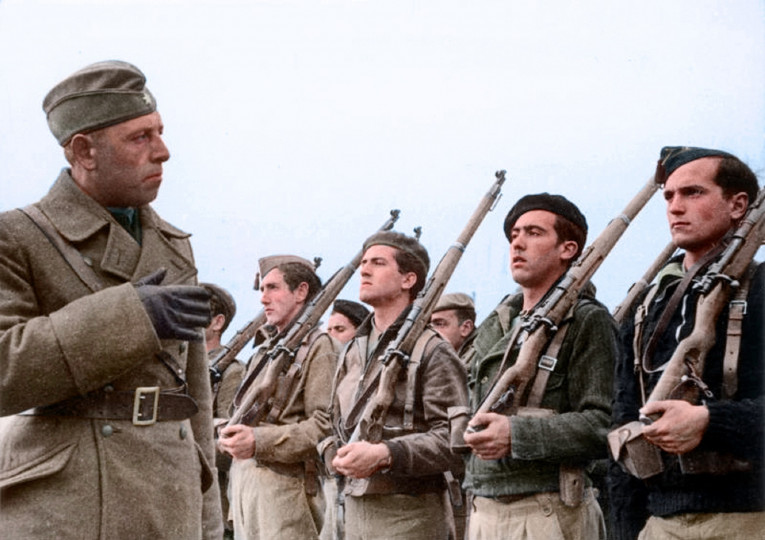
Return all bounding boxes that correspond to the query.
[135,268,212,341]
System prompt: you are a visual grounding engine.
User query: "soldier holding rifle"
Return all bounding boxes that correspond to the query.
[321,231,468,539]
[219,255,339,539]
[608,147,764,539]
[463,194,617,539]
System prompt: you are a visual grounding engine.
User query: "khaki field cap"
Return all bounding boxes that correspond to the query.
[43,60,157,145]
[432,292,475,314]
[255,255,316,288]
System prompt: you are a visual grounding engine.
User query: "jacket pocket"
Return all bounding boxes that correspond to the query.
[0,441,77,490]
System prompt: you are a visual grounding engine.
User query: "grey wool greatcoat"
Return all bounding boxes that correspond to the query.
[0,170,223,539]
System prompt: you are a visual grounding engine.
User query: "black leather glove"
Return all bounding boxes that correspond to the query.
[135,268,212,342]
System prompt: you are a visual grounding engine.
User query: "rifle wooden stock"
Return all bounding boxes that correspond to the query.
[475,175,659,416]
[349,170,506,443]
[645,187,765,405]
[228,209,401,427]
[612,241,676,326]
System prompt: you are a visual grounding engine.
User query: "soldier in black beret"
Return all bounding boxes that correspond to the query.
[609,147,764,540]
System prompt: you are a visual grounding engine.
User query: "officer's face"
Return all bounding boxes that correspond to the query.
[326,312,357,344]
[259,269,306,332]
[86,112,170,207]
[663,158,748,268]
[358,245,415,308]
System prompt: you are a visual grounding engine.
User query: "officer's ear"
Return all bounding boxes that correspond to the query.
[69,133,98,171]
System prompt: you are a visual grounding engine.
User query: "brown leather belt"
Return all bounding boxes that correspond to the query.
[491,493,532,504]
[22,387,199,425]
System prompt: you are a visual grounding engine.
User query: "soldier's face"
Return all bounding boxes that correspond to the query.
[663,158,748,267]
[87,112,170,207]
[326,312,357,344]
[259,269,306,332]
[509,210,573,289]
[430,309,466,351]
[358,245,415,308]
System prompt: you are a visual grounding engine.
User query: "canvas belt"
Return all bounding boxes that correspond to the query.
[21,387,199,425]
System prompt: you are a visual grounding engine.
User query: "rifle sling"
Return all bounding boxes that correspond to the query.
[525,318,571,409]
[641,244,724,373]
[267,328,323,423]
[722,263,755,399]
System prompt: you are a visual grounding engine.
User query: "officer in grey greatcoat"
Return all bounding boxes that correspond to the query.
[0,60,222,539]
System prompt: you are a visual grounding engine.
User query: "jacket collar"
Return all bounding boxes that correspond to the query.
[38,169,195,283]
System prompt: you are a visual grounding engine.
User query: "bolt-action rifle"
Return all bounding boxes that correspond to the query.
[228,210,400,427]
[348,170,506,444]
[471,175,659,421]
[609,187,765,478]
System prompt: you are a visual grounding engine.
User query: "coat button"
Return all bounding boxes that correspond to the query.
[101,425,114,437]
[103,384,114,393]
[179,425,188,439]
[179,342,187,354]
[481,376,489,384]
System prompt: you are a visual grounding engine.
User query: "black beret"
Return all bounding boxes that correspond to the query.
[362,231,430,278]
[332,299,370,327]
[43,60,157,145]
[656,146,734,184]
[503,193,587,242]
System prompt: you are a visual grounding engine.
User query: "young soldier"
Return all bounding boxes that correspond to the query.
[463,194,617,539]
[430,291,477,358]
[219,255,338,539]
[0,60,221,538]
[201,282,244,539]
[321,231,468,539]
[327,299,370,345]
[609,147,764,539]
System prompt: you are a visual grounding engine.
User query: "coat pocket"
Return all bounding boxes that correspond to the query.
[0,441,77,490]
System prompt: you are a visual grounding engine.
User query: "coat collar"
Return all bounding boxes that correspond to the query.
[38,169,196,283]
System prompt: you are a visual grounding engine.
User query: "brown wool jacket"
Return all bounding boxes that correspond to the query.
[0,170,222,539]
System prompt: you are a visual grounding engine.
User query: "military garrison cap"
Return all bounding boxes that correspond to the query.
[200,283,237,326]
[256,255,316,288]
[332,299,370,327]
[656,146,734,184]
[503,193,588,242]
[43,60,157,145]
[363,230,430,281]
[432,292,475,315]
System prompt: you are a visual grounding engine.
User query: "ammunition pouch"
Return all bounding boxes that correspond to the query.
[608,421,664,479]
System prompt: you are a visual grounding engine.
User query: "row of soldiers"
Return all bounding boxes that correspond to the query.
[0,60,761,540]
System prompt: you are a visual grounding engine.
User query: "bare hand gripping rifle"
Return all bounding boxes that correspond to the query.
[228,210,400,427]
[608,187,765,478]
[348,170,506,444]
[472,175,660,421]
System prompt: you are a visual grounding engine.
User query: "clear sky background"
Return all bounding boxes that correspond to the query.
[1,0,763,343]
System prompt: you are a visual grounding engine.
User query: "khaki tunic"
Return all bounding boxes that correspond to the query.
[229,327,338,539]
[0,170,222,539]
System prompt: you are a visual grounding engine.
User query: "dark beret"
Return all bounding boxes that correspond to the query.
[200,282,237,323]
[656,146,734,184]
[332,299,370,327]
[43,60,157,145]
[503,193,587,241]
[433,292,475,314]
[363,230,430,277]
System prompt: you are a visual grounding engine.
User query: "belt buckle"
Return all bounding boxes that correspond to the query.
[538,355,557,371]
[133,386,160,426]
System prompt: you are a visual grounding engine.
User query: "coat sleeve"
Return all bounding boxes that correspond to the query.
[252,334,339,463]
[0,216,162,415]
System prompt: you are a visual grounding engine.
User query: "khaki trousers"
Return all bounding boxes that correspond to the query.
[468,489,604,540]
[344,491,454,540]
[639,511,765,540]
[229,459,324,540]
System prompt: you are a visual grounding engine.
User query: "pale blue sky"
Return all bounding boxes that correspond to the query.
[1,0,763,338]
